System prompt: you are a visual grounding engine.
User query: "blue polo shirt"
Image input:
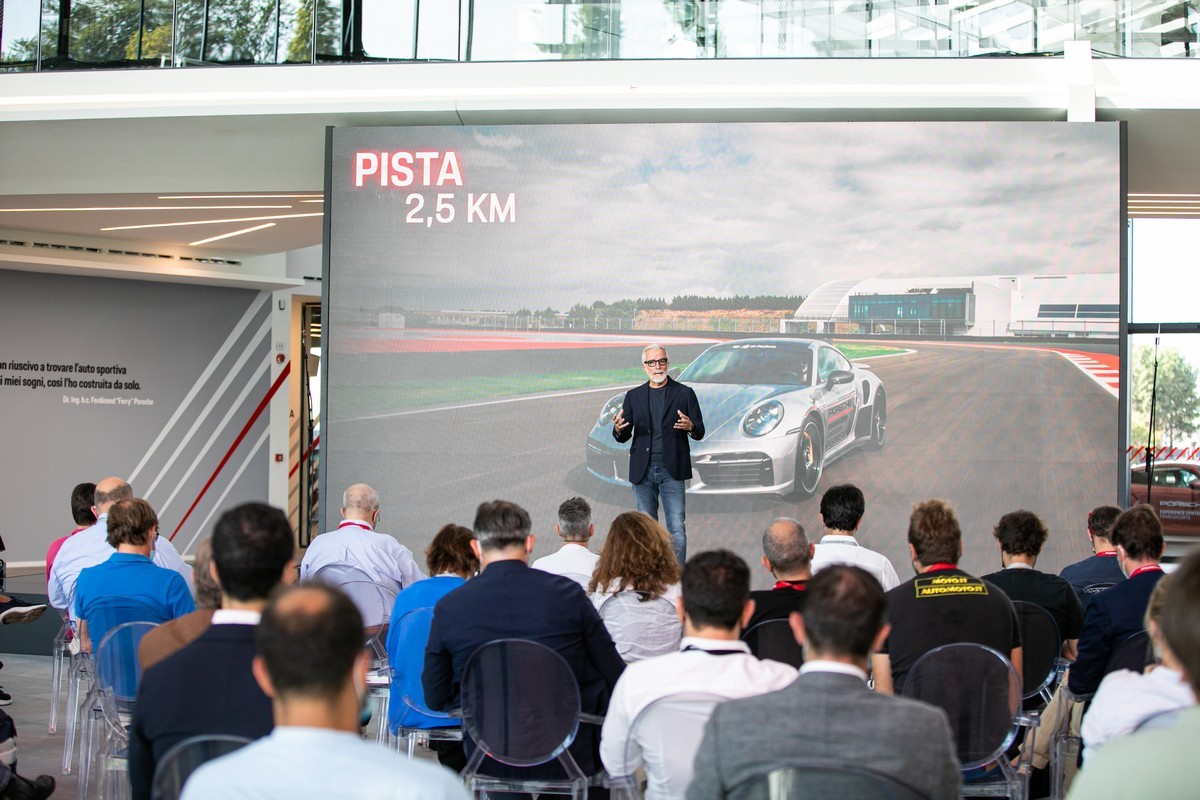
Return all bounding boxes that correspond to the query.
[75,552,195,650]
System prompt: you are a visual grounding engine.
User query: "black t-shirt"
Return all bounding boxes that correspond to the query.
[648,384,666,466]
[881,567,1022,691]
[981,567,1086,641]
[747,583,807,630]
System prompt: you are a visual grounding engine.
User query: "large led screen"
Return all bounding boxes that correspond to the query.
[324,122,1122,582]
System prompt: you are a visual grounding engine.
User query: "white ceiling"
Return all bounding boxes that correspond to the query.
[2,58,1199,261]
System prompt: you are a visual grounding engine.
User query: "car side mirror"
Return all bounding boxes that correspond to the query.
[668,367,681,380]
[825,369,854,389]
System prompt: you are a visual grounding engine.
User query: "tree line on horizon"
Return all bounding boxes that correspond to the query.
[514,294,807,321]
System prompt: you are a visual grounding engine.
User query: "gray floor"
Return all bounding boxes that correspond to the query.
[2,652,78,797]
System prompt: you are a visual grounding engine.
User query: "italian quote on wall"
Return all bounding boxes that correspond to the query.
[0,359,154,407]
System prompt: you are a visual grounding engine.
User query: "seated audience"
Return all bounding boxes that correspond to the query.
[130,502,296,800]
[1081,573,1195,761]
[600,549,798,800]
[532,496,599,588]
[423,500,624,788]
[872,499,1021,694]
[45,481,96,585]
[49,477,192,625]
[182,584,469,800]
[1060,505,1125,609]
[809,483,900,591]
[589,512,683,661]
[982,509,1085,658]
[137,537,221,671]
[74,497,195,653]
[745,517,812,630]
[1067,550,1200,799]
[385,523,478,769]
[688,565,960,800]
[299,483,425,591]
[1068,504,1165,697]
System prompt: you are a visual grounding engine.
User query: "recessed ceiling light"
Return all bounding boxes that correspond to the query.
[101,212,323,231]
[189,222,277,246]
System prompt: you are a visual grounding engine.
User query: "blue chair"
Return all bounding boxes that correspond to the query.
[387,606,462,757]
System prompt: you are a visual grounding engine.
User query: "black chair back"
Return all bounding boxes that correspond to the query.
[1012,601,1062,701]
[1105,630,1153,675]
[741,619,804,667]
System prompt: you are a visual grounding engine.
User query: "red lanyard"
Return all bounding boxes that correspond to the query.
[1128,564,1163,578]
[925,563,958,572]
[773,580,807,591]
[338,520,372,531]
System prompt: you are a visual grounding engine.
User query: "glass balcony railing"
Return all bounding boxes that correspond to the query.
[1,0,1196,72]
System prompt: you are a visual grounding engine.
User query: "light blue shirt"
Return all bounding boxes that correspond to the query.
[181,726,471,800]
[48,513,194,621]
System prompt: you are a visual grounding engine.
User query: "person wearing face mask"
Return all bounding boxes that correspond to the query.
[1068,504,1166,697]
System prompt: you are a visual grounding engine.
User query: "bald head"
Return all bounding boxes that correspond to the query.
[762,517,812,580]
[341,484,380,523]
[94,477,132,514]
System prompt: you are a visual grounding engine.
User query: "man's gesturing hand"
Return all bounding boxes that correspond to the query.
[674,410,694,432]
[612,409,631,435]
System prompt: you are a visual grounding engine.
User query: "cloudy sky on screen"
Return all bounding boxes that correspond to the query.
[331,122,1121,311]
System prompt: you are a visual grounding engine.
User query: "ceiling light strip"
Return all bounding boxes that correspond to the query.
[159,194,323,200]
[0,205,292,212]
[102,212,323,232]
[189,223,277,247]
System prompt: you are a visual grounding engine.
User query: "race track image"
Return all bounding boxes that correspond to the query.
[326,330,1117,588]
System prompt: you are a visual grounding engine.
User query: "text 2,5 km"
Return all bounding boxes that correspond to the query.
[405,192,516,226]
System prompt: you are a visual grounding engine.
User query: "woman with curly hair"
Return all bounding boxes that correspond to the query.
[588,512,682,661]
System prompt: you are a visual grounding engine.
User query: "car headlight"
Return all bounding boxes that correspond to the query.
[599,395,625,426]
[743,401,784,437]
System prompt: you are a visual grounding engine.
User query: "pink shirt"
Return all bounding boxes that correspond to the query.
[45,526,88,588]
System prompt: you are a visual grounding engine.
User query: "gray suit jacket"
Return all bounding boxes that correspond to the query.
[687,670,960,800]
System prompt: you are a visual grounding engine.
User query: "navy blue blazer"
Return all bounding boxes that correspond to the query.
[1068,568,1163,695]
[130,623,273,800]
[423,560,625,778]
[612,376,705,484]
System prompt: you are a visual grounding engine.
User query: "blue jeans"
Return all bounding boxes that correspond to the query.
[632,464,687,564]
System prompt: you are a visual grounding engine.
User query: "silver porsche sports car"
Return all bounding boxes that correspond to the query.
[585,338,886,498]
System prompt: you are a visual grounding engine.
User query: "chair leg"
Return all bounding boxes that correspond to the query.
[77,701,99,800]
[49,644,65,735]
[62,658,88,774]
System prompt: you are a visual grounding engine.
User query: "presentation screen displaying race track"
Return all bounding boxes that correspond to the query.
[324,122,1123,584]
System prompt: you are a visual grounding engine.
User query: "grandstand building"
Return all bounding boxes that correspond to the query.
[784,273,1118,338]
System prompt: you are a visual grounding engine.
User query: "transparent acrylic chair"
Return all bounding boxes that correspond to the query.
[459,639,604,800]
[150,734,251,800]
[728,761,926,800]
[608,691,728,800]
[49,610,72,735]
[741,619,805,668]
[901,642,1038,800]
[78,620,160,800]
[338,579,398,744]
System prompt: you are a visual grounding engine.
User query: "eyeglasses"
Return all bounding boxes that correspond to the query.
[643,358,669,367]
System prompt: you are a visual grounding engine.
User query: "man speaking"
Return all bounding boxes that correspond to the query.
[612,344,704,564]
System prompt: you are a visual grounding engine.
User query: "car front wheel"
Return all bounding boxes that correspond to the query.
[790,418,823,499]
[866,389,886,451]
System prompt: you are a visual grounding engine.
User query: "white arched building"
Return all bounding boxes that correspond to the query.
[785,273,1118,338]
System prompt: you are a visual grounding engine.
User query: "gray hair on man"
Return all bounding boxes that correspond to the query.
[342,484,380,512]
[642,344,668,360]
[557,497,592,543]
[762,517,810,573]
